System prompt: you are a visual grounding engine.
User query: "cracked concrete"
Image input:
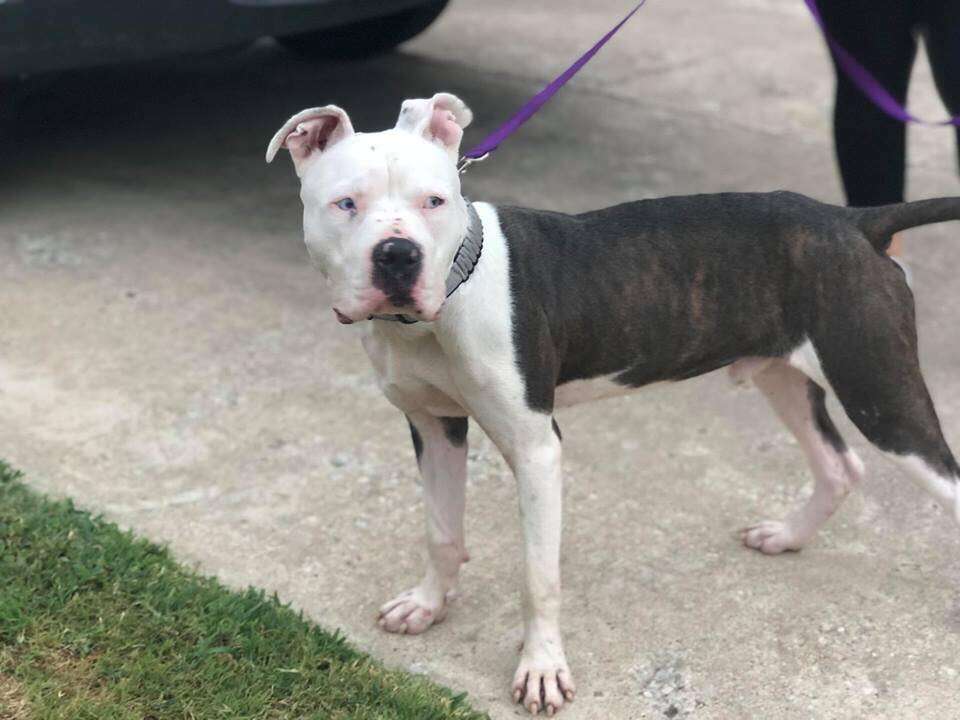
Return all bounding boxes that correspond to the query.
[3,0,960,717]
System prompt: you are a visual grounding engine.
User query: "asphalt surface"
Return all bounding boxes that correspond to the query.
[4,1,960,717]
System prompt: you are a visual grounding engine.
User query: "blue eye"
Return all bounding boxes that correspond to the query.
[335,197,356,212]
[424,195,445,209]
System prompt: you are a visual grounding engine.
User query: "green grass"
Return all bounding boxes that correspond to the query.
[0,461,488,720]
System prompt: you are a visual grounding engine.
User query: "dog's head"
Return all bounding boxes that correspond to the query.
[266,93,473,323]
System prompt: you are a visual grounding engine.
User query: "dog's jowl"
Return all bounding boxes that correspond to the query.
[267,92,960,715]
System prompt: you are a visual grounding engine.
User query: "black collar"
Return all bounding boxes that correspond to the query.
[370,199,483,324]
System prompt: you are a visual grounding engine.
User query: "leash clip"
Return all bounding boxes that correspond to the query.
[457,152,489,175]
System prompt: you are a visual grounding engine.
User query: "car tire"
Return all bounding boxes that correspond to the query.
[277,1,450,60]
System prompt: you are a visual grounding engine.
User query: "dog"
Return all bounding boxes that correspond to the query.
[266,92,960,715]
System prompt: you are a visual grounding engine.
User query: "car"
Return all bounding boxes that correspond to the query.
[0,0,450,76]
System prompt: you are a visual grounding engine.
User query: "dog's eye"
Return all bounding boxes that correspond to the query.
[334,197,356,212]
[424,196,445,209]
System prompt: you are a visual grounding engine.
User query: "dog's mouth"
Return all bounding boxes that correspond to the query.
[333,303,442,325]
[332,279,443,324]
[333,301,432,324]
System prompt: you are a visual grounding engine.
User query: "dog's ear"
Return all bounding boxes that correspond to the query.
[265,105,354,176]
[395,93,472,157]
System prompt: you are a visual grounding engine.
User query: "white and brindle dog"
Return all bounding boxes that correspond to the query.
[267,93,960,715]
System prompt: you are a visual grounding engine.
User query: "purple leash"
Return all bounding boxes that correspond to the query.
[457,0,647,172]
[805,0,960,127]
[458,0,958,175]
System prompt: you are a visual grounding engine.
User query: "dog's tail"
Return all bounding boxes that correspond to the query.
[852,197,960,252]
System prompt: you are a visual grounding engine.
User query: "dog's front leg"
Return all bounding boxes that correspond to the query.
[378,411,468,635]
[496,419,574,715]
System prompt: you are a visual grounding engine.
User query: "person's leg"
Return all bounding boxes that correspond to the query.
[920,1,960,177]
[818,0,919,213]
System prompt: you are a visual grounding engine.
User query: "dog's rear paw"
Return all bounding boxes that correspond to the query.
[740,520,805,555]
[377,586,447,635]
[512,653,575,715]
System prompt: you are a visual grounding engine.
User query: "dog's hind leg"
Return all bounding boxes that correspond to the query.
[378,412,469,635]
[807,267,960,524]
[742,361,865,554]
[824,345,960,521]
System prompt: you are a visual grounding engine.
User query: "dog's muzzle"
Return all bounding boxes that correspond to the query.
[371,237,423,303]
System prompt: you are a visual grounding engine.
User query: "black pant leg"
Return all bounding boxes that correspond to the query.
[919,0,960,174]
[818,0,919,205]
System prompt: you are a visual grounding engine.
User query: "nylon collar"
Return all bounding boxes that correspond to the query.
[370,200,483,324]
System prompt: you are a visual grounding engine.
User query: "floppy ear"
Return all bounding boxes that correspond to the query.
[395,92,472,157]
[265,105,354,175]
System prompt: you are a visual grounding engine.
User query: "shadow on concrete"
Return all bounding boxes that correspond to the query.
[1,41,529,208]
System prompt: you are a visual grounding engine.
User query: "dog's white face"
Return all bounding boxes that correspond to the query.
[266,93,473,323]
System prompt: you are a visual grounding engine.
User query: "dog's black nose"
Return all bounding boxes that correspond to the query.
[372,237,422,273]
[371,237,423,303]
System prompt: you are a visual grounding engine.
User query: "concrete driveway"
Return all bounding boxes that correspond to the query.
[3,1,960,717]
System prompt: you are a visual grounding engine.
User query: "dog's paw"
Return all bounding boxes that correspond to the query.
[377,586,447,635]
[512,652,575,716]
[740,520,805,555]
